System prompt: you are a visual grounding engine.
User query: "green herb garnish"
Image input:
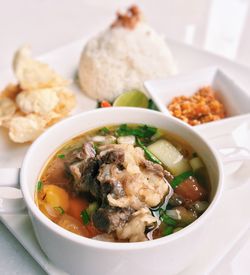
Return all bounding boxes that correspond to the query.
[81,210,90,225]
[171,171,194,189]
[137,138,162,165]
[86,202,98,216]
[37,180,43,192]
[159,208,177,226]
[57,154,65,159]
[116,124,157,139]
[54,206,65,215]
[163,226,174,236]
[93,144,98,152]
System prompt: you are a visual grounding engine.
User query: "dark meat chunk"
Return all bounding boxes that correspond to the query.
[42,158,70,187]
[140,160,164,177]
[82,159,101,196]
[65,142,96,164]
[99,147,125,164]
[68,159,100,194]
[97,164,125,199]
[93,207,134,233]
[65,142,98,193]
[68,160,87,191]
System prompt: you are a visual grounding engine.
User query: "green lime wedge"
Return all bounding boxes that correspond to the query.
[113,90,149,108]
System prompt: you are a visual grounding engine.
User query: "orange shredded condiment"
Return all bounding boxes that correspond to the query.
[167,86,226,126]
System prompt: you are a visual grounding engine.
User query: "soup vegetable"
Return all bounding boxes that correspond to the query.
[36,124,210,242]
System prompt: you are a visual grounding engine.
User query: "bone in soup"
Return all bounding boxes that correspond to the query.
[36,124,210,242]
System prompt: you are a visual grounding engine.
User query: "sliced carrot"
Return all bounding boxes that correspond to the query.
[68,197,88,222]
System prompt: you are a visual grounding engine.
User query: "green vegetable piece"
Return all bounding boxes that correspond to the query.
[80,210,90,225]
[116,124,157,139]
[57,154,65,159]
[171,171,194,189]
[162,215,177,226]
[163,226,174,236]
[93,144,98,152]
[86,202,98,216]
[159,208,177,226]
[54,206,65,215]
[37,180,43,192]
[137,138,162,165]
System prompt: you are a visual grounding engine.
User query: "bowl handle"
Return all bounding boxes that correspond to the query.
[0,168,26,214]
[218,146,250,190]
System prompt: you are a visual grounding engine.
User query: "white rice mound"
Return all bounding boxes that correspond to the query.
[78,22,177,101]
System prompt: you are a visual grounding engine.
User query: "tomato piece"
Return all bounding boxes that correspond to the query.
[101,101,112,108]
[175,177,207,202]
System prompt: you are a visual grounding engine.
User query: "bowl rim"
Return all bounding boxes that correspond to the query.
[20,107,223,251]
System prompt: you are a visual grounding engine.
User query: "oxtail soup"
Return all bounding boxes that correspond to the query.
[36,124,210,242]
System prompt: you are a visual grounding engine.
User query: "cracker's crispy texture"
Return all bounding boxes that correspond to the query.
[0,97,17,126]
[0,84,21,100]
[8,114,46,143]
[16,88,59,115]
[55,88,76,116]
[13,46,69,90]
[1,46,76,143]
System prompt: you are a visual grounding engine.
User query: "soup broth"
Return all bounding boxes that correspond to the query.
[36,124,210,242]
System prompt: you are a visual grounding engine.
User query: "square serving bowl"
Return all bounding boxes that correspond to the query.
[144,67,250,124]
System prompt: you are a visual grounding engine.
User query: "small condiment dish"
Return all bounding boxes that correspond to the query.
[144,66,250,124]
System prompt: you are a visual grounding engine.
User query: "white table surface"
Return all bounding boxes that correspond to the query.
[1,0,250,274]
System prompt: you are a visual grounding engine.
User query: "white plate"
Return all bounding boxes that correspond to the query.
[1,36,250,274]
[145,66,250,120]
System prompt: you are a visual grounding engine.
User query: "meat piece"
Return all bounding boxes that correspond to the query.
[97,163,125,200]
[93,207,133,233]
[99,147,125,164]
[116,208,157,242]
[66,142,96,163]
[140,160,164,177]
[41,158,70,187]
[82,159,100,196]
[67,159,100,194]
[68,160,86,190]
[65,142,98,193]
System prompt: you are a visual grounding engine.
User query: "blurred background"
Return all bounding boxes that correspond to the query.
[1,0,250,72]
